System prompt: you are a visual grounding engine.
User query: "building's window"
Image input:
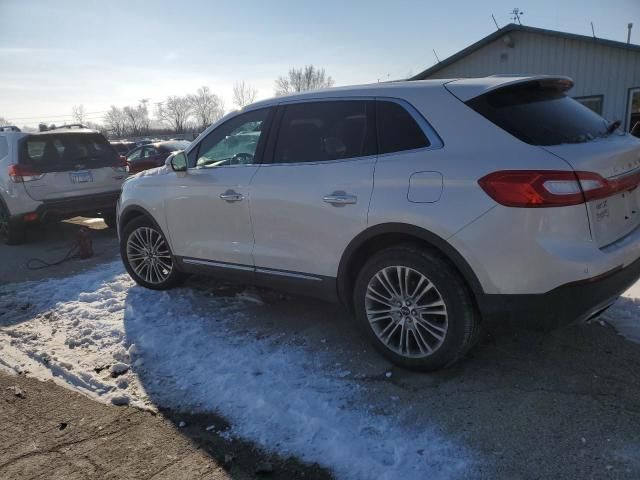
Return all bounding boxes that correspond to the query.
[574,95,603,115]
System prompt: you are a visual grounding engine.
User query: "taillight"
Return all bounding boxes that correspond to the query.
[112,155,129,173]
[479,170,640,207]
[8,164,45,183]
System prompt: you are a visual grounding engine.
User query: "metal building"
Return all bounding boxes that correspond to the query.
[411,24,640,134]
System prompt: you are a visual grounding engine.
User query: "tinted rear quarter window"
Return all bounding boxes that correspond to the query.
[273,100,375,163]
[376,101,430,154]
[466,81,610,146]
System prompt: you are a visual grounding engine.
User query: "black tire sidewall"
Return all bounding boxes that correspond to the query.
[353,246,477,371]
[119,216,179,290]
[0,201,26,245]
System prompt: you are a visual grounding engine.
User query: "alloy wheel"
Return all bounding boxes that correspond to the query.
[365,265,449,358]
[126,226,173,284]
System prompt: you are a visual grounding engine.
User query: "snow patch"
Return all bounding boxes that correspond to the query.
[0,261,475,479]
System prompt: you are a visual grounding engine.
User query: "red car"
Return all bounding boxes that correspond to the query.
[126,140,190,173]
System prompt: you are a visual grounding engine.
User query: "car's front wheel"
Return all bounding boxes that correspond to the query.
[353,244,480,371]
[120,216,180,290]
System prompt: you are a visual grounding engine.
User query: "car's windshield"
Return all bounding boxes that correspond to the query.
[158,141,190,153]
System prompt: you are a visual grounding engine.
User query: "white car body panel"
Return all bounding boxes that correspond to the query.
[118,76,640,303]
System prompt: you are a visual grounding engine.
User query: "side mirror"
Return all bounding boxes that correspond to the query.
[169,151,187,172]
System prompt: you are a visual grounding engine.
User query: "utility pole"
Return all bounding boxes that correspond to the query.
[509,8,524,25]
[433,49,441,63]
[590,22,596,39]
[628,23,634,44]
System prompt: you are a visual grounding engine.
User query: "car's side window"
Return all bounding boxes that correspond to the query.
[376,100,430,154]
[142,146,156,159]
[272,100,375,164]
[128,148,142,162]
[192,108,271,168]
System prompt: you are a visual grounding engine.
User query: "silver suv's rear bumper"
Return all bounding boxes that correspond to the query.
[12,191,121,223]
[477,255,640,330]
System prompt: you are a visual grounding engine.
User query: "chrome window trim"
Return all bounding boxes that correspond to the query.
[182,257,323,281]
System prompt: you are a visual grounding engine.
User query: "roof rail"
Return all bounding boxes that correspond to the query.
[0,125,22,132]
[50,123,88,130]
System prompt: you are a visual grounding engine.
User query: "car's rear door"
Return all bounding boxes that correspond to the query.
[163,107,274,266]
[249,99,376,279]
[19,132,125,201]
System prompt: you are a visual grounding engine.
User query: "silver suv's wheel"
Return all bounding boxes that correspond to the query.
[365,266,448,358]
[354,244,479,370]
[0,202,26,245]
[120,216,180,290]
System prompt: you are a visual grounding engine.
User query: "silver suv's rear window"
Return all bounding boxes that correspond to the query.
[466,80,611,146]
[19,133,118,171]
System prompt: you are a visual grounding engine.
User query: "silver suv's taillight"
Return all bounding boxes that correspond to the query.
[8,164,45,183]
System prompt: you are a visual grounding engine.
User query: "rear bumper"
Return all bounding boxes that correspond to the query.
[477,255,640,329]
[15,191,121,222]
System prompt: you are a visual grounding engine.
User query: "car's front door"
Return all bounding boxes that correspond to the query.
[250,99,376,279]
[164,107,274,266]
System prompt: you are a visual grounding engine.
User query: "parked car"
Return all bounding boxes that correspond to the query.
[110,140,137,155]
[117,75,640,370]
[0,125,128,244]
[125,140,191,173]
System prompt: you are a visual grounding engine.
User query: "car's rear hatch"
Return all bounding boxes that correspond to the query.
[18,132,126,201]
[450,76,640,248]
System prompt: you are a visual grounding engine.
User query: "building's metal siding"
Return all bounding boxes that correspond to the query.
[425,31,640,127]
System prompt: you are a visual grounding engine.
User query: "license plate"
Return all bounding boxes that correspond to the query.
[69,171,93,184]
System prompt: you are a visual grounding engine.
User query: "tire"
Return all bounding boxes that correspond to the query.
[120,216,180,290]
[102,213,117,229]
[0,202,26,245]
[353,244,480,371]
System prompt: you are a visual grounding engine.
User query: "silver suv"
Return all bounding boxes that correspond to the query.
[117,75,640,370]
[0,125,128,244]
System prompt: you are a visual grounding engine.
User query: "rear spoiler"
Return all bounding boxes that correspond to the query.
[444,75,574,102]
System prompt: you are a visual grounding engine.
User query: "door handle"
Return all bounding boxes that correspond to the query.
[220,190,244,202]
[323,192,357,206]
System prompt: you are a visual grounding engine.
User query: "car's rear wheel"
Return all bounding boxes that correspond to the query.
[353,244,479,371]
[0,203,26,245]
[120,216,180,290]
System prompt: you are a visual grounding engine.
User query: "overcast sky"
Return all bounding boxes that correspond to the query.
[1,0,638,127]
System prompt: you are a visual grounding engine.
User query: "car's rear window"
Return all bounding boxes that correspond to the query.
[20,133,118,171]
[465,80,610,146]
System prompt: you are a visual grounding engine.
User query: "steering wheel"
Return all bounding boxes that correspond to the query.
[231,152,254,165]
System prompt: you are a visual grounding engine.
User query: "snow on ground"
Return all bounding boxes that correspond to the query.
[604,286,640,344]
[0,262,475,480]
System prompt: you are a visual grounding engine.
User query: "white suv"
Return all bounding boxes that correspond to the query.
[117,76,640,370]
[0,125,128,244]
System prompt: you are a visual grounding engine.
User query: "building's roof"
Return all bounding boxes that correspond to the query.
[411,23,640,80]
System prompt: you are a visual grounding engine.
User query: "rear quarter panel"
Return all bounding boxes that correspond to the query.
[367,86,584,294]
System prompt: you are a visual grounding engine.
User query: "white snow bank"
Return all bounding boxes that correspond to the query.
[0,262,475,480]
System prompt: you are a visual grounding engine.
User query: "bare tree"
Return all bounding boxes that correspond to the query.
[275,65,334,96]
[123,100,150,136]
[0,117,9,127]
[103,106,128,138]
[156,96,192,133]
[72,105,86,124]
[189,86,224,130]
[232,81,257,108]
